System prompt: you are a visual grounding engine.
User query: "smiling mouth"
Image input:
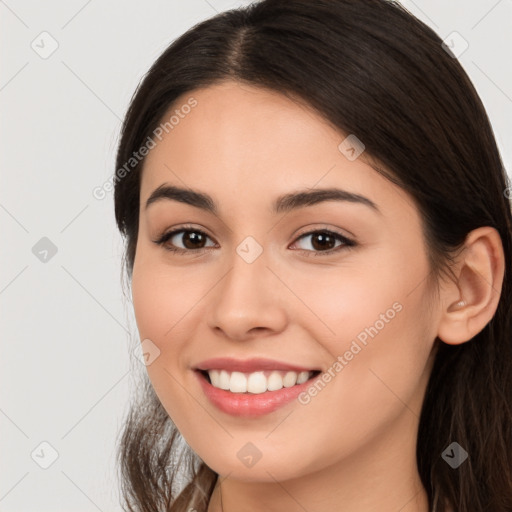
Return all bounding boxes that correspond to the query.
[197,369,322,395]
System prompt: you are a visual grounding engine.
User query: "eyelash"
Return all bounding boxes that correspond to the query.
[152,224,356,257]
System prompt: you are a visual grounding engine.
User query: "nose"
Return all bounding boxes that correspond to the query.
[207,247,288,341]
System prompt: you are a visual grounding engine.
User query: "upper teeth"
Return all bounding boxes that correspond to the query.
[206,369,312,394]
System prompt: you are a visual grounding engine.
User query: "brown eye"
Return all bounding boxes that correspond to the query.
[306,232,337,251]
[292,230,355,255]
[176,230,207,249]
[153,227,216,254]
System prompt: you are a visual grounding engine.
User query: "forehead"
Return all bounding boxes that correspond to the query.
[142,81,342,172]
[139,81,408,215]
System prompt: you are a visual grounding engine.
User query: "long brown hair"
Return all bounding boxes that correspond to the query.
[113,1,512,510]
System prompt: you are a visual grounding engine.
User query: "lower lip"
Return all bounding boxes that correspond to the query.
[194,370,319,418]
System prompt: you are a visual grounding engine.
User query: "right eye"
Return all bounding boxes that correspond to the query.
[153,226,217,255]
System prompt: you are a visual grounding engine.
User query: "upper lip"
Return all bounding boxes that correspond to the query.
[194,357,320,373]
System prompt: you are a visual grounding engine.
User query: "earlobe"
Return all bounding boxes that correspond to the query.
[436,227,505,345]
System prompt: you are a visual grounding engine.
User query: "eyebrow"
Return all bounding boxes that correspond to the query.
[145,184,381,215]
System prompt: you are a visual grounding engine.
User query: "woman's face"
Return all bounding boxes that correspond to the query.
[131,80,439,482]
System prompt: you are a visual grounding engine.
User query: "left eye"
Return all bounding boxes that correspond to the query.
[153,227,356,256]
[291,230,355,254]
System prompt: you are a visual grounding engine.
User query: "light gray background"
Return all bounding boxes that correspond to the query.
[1,0,511,510]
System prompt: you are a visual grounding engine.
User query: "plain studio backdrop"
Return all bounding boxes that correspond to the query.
[1,0,511,510]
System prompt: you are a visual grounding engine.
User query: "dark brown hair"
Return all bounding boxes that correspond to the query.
[113,1,512,510]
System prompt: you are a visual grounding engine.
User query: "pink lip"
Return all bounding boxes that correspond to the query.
[193,369,320,418]
[194,357,319,373]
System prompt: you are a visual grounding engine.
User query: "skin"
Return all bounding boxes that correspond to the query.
[130,81,505,512]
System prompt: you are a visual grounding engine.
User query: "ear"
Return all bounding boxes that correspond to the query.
[437,226,505,345]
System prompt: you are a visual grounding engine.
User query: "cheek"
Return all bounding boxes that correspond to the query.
[286,296,433,476]
[282,246,423,344]
[130,261,200,430]
[131,254,200,341]
[292,246,434,422]
[130,255,207,385]
[131,268,166,341]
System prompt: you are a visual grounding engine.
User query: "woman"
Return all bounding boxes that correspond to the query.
[113,1,512,510]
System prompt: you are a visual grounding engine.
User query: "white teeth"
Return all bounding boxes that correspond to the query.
[296,370,310,384]
[208,370,221,388]
[247,371,267,393]
[283,371,297,387]
[218,370,230,390]
[230,371,247,392]
[267,371,284,391]
[205,369,314,394]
